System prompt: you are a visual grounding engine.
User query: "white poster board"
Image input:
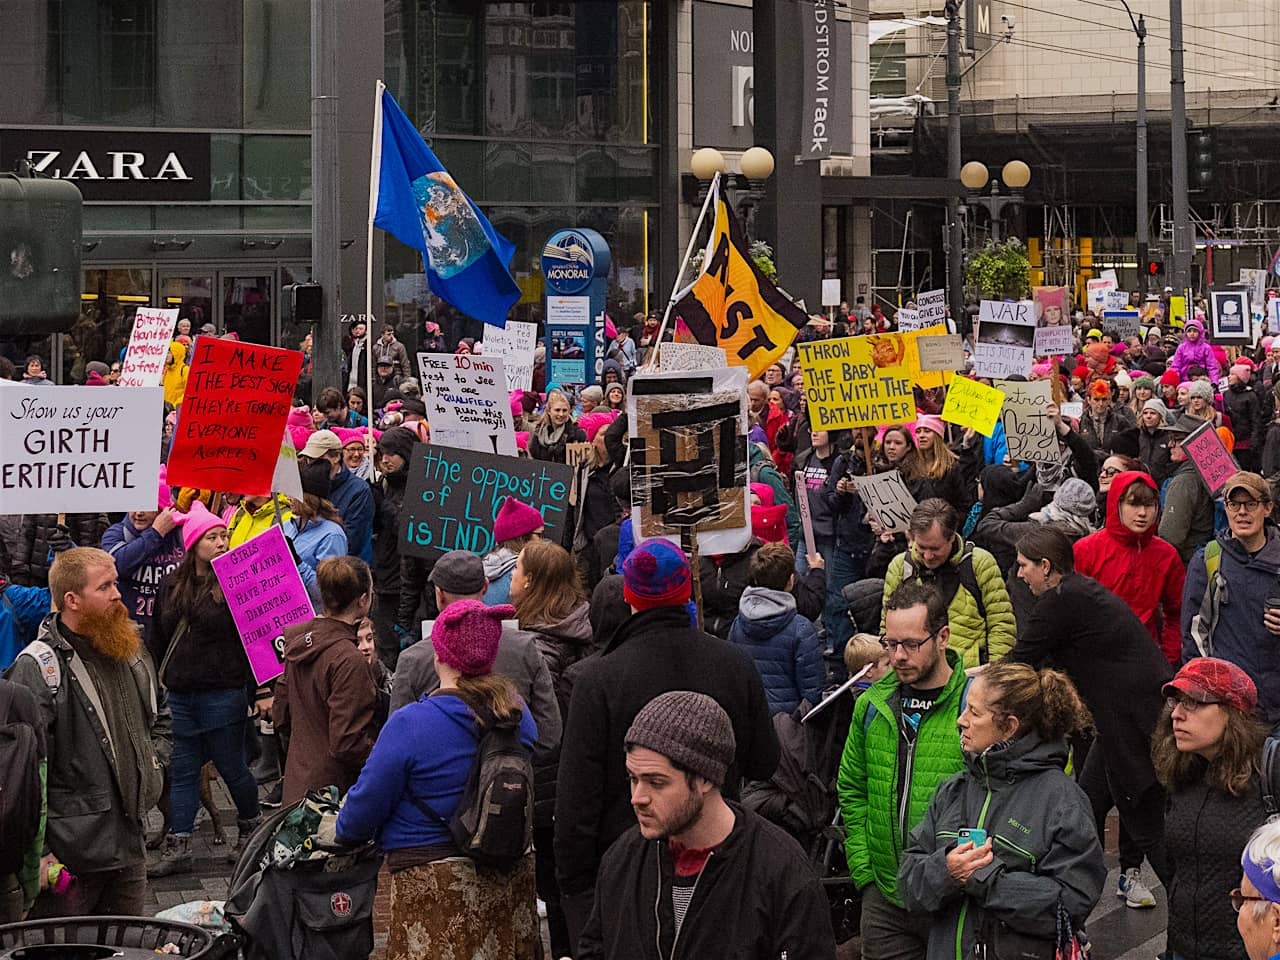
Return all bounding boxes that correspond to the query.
[483,320,538,393]
[821,278,841,307]
[118,307,179,388]
[995,379,1058,463]
[851,470,918,535]
[916,289,947,328]
[658,342,728,371]
[973,300,1036,379]
[894,308,922,331]
[272,430,304,501]
[1034,325,1073,356]
[1103,290,1131,312]
[416,353,517,456]
[1087,278,1116,313]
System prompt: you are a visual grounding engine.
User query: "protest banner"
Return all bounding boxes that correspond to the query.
[917,334,964,371]
[852,471,917,535]
[166,337,303,496]
[627,367,751,555]
[118,307,178,388]
[1087,278,1116,313]
[401,444,573,559]
[212,524,314,686]
[797,335,916,430]
[1103,309,1141,340]
[416,352,516,456]
[0,385,163,514]
[1034,324,1073,357]
[916,289,947,328]
[995,379,1057,463]
[940,376,1004,436]
[482,320,538,393]
[271,430,304,502]
[1183,420,1240,496]
[973,300,1035,379]
[659,342,728,371]
[793,471,818,557]
[894,307,922,331]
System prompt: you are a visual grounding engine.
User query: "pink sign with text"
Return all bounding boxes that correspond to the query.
[1183,420,1239,496]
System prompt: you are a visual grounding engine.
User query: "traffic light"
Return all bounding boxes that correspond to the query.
[1188,128,1214,193]
[0,175,82,334]
[1147,259,1164,277]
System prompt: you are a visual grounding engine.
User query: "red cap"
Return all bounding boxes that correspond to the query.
[1162,657,1257,714]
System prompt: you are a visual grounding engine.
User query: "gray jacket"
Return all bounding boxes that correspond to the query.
[4,614,171,874]
[899,732,1105,960]
[390,621,561,759]
[1159,460,1215,564]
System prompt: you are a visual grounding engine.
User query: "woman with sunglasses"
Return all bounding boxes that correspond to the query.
[1235,819,1280,960]
[1154,657,1271,960]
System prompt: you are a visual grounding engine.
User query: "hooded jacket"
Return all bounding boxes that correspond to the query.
[1160,459,1216,564]
[227,495,296,550]
[1073,471,1185,663]
[699,538,825,641]
[274,617,378,806]
[482,547,519,604]
[899,733,1106,960]
[1170,319,1221,381]
[728,586,823,715]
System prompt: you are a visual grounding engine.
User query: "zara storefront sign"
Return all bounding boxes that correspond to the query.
[0,129,211,201]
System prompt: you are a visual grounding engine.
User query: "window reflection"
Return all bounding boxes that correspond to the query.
[66,269,152,383]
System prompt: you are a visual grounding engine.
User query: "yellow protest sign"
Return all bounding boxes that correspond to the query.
[797,335,916,430]
[901,327,955,389]
[1169,295,1187,328]
[940,376,1004,436]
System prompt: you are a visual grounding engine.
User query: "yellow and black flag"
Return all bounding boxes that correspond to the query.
[673,179,810,379]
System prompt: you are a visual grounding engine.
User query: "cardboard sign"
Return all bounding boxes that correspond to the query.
[1033,325,1073,357]
[941,376,1004,436]
[166,337,303,496]
[627,367,751,556]
[1102,309,1141,340]
[212,524,314,686]
[995,379,1057,463]
[118,308,179,388]
[0,385,164,514]
[1087,278,1116,313]
[793,471,818,557]
[416,352,516,457]
[916,289,947,328]
[894,307,922,332]
[901,327,953,389]
[401,443,573,558]
[1183,419,1240,496]
[482,320,538,393]
[852,471,918,535]
[797,335,916,430]
[917,334,965,371]
[658,342,728,371]
[973,300,1035,379]
[821,278,841,307]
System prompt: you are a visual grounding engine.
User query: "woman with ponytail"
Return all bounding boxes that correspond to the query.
[900,660,1105,960]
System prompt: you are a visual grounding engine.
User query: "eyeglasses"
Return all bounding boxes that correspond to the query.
[1226,498,1270,513]
[1230,888,1273,913]
[1099,466,1122,478]
[880,628,941,653]
[1166,694,1220,713]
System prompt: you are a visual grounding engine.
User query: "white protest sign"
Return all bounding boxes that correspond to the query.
[822,278,841,307]
[118,308,179,388]
[973,300,1036,379]
[0,386,164,513]
[1103,309,1142,340]
[1060,401,1083,419]
[1034,325,1073,356]
[1103,289,1130,312]
[658,342,728,371]
[852,470,918,535]
[894,307,922,331]
[995,379,1058,463]
[916,289,947,328]
[917,334,965,371]
[793,471,818,557]
[272,430,304,501]
[482,320,538,393]
[1099,269,1119,286]
[416,353,517,456]
[1087,278,1116,313]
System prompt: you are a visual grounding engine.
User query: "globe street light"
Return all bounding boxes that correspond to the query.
[688,146,776,239]
[962,159,1032,243]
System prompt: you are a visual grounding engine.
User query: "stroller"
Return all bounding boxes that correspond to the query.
[224,787,382,960]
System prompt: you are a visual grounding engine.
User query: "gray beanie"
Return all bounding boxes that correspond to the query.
[580,385,604,403]
[625,691,736,786]
[1143,397,1169,415]
[1188,380,1215,402]
[1051,477,1096,518]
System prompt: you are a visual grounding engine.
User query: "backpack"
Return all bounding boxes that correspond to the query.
[1188,540,1225,658]
[900,542,989,662]
[412,692,534,867]
[0,679,42,876]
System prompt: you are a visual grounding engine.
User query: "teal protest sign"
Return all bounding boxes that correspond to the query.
[400,443,573,558]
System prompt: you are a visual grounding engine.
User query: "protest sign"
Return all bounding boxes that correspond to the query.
[916,289,947,328]
[1210,289,1251,344]
[797,335,916,430]
[401,444,573,559]
[917,334,964,371]
[627,367,751,556]
[1034,325,1073,357]
[901,328,953,389]
[940,376,1004,436]
[852,471,917,535]
[1169,295,1187,327]
[659,342,728,371]
[821,278,841,306]
[271,430,304,502]
[118,308,178,388]
[1103,290,1131,312]
[1032,286,1068,327]
[1087,278,1116,313]
[1103,309,1141,340]
[1183,420,1240,496]
[1268,298,1280,336]
[973,300,1035,379]
[166,337,303,496]
[212,524,314,686]
[482,320,538,392]
[0,385,163,514]
[793,471,818,557]
[1060,400,1083,419]
[416,352,516,456]
[894,308,922,331]
[995,379,1057,463]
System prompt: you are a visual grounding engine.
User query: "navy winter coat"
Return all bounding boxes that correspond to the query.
[728,587,824,715]
[328,464,374,562]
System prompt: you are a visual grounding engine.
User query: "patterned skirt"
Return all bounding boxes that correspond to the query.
[387,853,542,960]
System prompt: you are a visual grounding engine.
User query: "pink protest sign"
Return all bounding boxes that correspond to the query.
[211,524,314,685]
[1182,420,1240,496]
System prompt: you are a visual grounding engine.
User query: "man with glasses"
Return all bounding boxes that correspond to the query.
[837,581,969,960]
[1160,414,1217,563]
[1185,471,1280,725]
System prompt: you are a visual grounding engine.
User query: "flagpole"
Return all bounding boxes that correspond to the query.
[645,171,721,370]
[365,80,384,460]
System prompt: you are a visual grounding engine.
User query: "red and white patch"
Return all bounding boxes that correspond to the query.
[330,892,352,917]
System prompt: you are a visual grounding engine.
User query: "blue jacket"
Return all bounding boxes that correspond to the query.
[292,518,349,605]
[335,692,535,849]
[0,583,51,671]
[100,519,185,648]
[727,587,823,715]
[328,465,373,562]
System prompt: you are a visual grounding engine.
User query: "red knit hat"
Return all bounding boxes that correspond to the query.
[1160,369,1182,387]
[492,497,545,543]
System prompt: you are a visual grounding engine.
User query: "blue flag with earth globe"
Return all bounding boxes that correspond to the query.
[374,89,519,328]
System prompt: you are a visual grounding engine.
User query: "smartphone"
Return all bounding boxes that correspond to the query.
[957,828,987,847]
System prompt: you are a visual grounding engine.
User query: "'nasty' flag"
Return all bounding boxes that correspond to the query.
[673,179,809,378]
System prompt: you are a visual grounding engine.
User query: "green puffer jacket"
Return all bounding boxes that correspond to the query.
[880,537,1016,669]
[836,650,968,905]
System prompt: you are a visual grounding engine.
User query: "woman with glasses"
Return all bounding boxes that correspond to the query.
[1154,657,1270,960]
[1234,819,1280,960]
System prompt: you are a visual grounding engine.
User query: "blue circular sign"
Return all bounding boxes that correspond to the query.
[541,228,611,296]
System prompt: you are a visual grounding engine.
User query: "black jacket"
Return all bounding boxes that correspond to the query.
[554,606,780,896]
[529,423,587,464]
[370,466,407,593]
[578,803,835,960]
[150,576,253,693]
[1263,418,1280,478]
[1224,381,1265,452]
[1138,424,1176,488]
[13,513,109,587]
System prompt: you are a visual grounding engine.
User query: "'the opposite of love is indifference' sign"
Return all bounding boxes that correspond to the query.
[400,443,574,558]
[0,385,164,514]
[1183,420,1240,496]
[118,308,179,388]
[797,335,916,430]
[212,524,314,686]
[166,337,303,496]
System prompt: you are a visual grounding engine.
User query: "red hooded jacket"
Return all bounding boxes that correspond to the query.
[1072,471,1185,664]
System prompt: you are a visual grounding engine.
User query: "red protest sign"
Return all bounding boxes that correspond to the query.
[166,337,303,496]
[1182,419,1239,496]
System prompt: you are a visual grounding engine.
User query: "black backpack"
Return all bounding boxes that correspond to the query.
[0,680,42,876]
[413,691,534,867]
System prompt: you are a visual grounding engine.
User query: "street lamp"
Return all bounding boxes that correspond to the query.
[961,160,1032,243]
[1117,0,1149,295]
[688,146,776,238]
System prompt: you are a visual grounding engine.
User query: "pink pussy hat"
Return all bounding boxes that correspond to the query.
[175,499,227,551]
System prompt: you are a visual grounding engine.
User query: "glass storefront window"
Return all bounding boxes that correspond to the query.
[66,268,152,383]
[242,0,309,129]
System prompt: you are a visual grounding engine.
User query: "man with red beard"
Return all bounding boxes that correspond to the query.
[4,548,170,917]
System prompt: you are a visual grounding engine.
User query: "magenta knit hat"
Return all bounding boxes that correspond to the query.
[175,499,227,551]
[579,410,618,443]
[493,498,544,543]
[431,599,515,676]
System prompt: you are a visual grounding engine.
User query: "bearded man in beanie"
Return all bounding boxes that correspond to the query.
[554,539,779,947]
[578,691,834,960]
